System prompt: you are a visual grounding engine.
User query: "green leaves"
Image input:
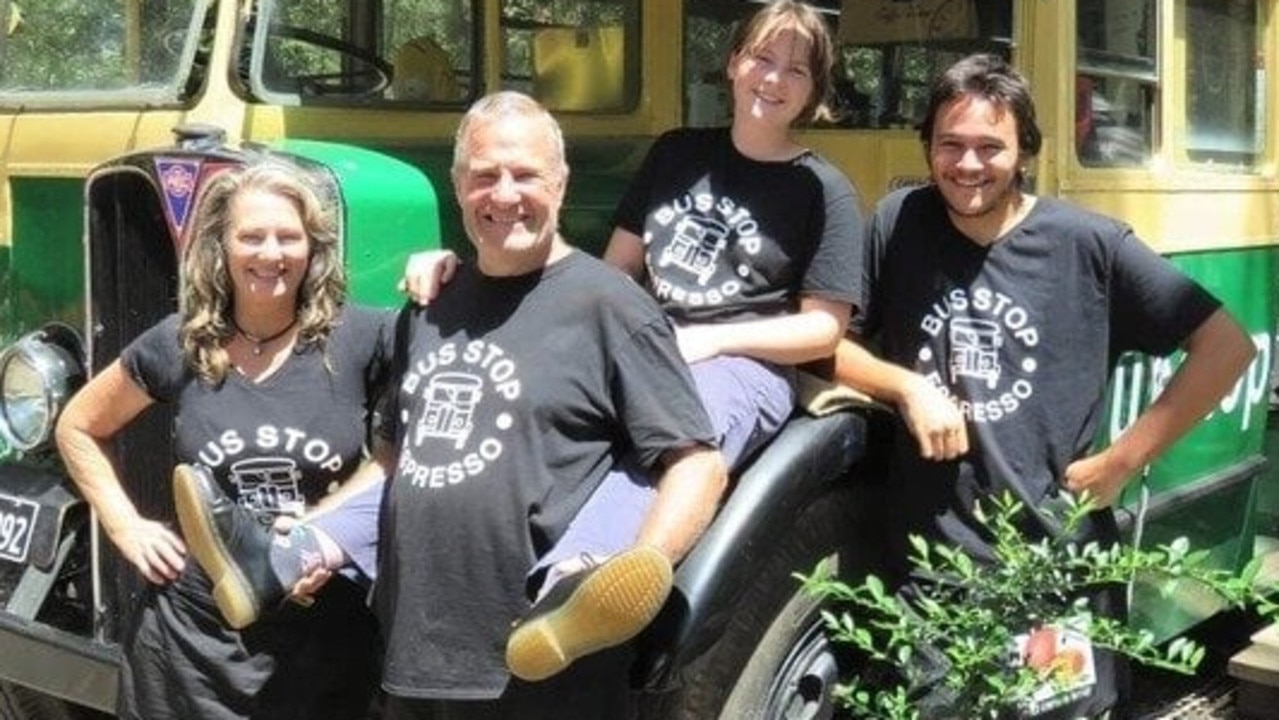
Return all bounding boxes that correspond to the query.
[796,491,1279,718]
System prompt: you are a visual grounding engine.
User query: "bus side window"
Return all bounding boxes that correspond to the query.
[680,4,739,128]
[500,0,638,113]
[1183,0,1262,168]
[1075,0,1156,167]
[1075,75,1095,158]
[1074,72,1152,167]
[383,0,474,106]
[829,0,1013,129]
[532,26,626,112]
[391,36,462,103]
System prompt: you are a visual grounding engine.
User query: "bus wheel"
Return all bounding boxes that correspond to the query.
[645,487,867,720]
[0,682,109,720]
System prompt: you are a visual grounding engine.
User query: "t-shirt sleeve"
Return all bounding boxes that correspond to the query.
[610,313,717,471]
[848,190,903,340]
[1108,228,1221,357]
[372,304,416,446]
[800,161,864,309]
[119,313,186,402]
[358,306,397,412]
[611,132,674,237]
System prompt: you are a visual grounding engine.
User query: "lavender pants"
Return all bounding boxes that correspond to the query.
[311,355,794,587]
[310,481,382,580]
[528,355,794,593]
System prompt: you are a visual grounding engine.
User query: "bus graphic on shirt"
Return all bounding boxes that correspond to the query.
[231,457,304,517]
[416,371,483,449]
[658,216,730,286]
[949,317,1004,389]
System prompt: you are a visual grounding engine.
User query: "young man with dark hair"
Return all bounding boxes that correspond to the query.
[833,53,1254,718]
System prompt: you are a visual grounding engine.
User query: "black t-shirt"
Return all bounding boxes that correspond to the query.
[375,250,716,699]
[116,304,393,720]
[854,186,1221,562]
[613,126,863,324]
[124,306,393,515]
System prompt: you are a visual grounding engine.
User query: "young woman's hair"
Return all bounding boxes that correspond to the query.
[919,53,1043,161]
[179,160,345,383]
[728,0,838,125]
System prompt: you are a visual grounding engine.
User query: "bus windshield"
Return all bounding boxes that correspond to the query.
[245,0,638,110]
[0,0,208,107]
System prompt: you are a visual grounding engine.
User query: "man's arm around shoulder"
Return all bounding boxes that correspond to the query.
[832,337,969,461]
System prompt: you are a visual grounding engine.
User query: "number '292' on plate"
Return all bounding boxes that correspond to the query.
[0,493,40,564]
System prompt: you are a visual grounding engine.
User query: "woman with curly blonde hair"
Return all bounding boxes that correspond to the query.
[179,161,346,383]
[57,160,392,720]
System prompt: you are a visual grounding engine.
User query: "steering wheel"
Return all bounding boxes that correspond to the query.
[267,24,393,97]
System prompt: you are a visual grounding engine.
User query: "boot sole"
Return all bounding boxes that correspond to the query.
[505,546,673,682]
[172,465,260,629]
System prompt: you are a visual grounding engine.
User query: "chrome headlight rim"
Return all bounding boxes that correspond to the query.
[0,324,86,453]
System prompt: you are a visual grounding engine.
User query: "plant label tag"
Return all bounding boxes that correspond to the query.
[1013,621,1098,715]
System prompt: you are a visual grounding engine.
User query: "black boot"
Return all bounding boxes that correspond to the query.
[173,463,287,629]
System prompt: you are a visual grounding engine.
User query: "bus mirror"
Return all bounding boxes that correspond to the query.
[839,0,978,44]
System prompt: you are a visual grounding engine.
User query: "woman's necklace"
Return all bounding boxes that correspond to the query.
[232,317,297,356]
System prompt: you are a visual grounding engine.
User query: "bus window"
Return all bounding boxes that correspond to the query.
[683,1,1013,129]
[384,0,473,104]
[0,0,206,107]
[832,1,1012,130]
[1075,0,1155,167]
[682,1,753,128]
[248,0,474,106]
[1184,0,1262,168]
[249,0,388,102]
[500,0,638,113]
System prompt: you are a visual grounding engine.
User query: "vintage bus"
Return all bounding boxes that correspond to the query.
[0,1,1275,718]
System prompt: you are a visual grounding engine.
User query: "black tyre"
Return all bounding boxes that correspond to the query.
[0,682,111,720]
[643,487,868,720]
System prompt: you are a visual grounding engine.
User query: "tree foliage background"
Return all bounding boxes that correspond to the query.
[0,0,635,96]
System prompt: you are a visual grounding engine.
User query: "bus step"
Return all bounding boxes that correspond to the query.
[1227,623,1279,718]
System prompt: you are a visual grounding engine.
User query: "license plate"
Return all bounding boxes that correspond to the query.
[0,493,40,564]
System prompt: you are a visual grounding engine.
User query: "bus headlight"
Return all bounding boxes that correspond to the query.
[0,325,85,452]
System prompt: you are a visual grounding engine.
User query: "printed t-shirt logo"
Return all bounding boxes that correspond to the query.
[397,339,521,490]
[916,286,1041,424]
[229,457,303,517]
[645,186,763,308]
[194,425,345,516]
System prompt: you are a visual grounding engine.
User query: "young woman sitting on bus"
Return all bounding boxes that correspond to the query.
[531,0,862,580]
[394,0,861,631]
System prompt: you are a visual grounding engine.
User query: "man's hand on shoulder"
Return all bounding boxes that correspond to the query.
[399,249,459,305]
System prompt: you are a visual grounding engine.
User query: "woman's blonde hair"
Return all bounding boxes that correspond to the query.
[179,161,345,384]
[729,0,837,125]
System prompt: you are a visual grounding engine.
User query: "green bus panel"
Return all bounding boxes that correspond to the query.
[0,245,10,344]
[1111,245,1276,641]
[1107,247,1273,488]
[1,179,86,461]
[7,179,85,335]
[277,140,442,309]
